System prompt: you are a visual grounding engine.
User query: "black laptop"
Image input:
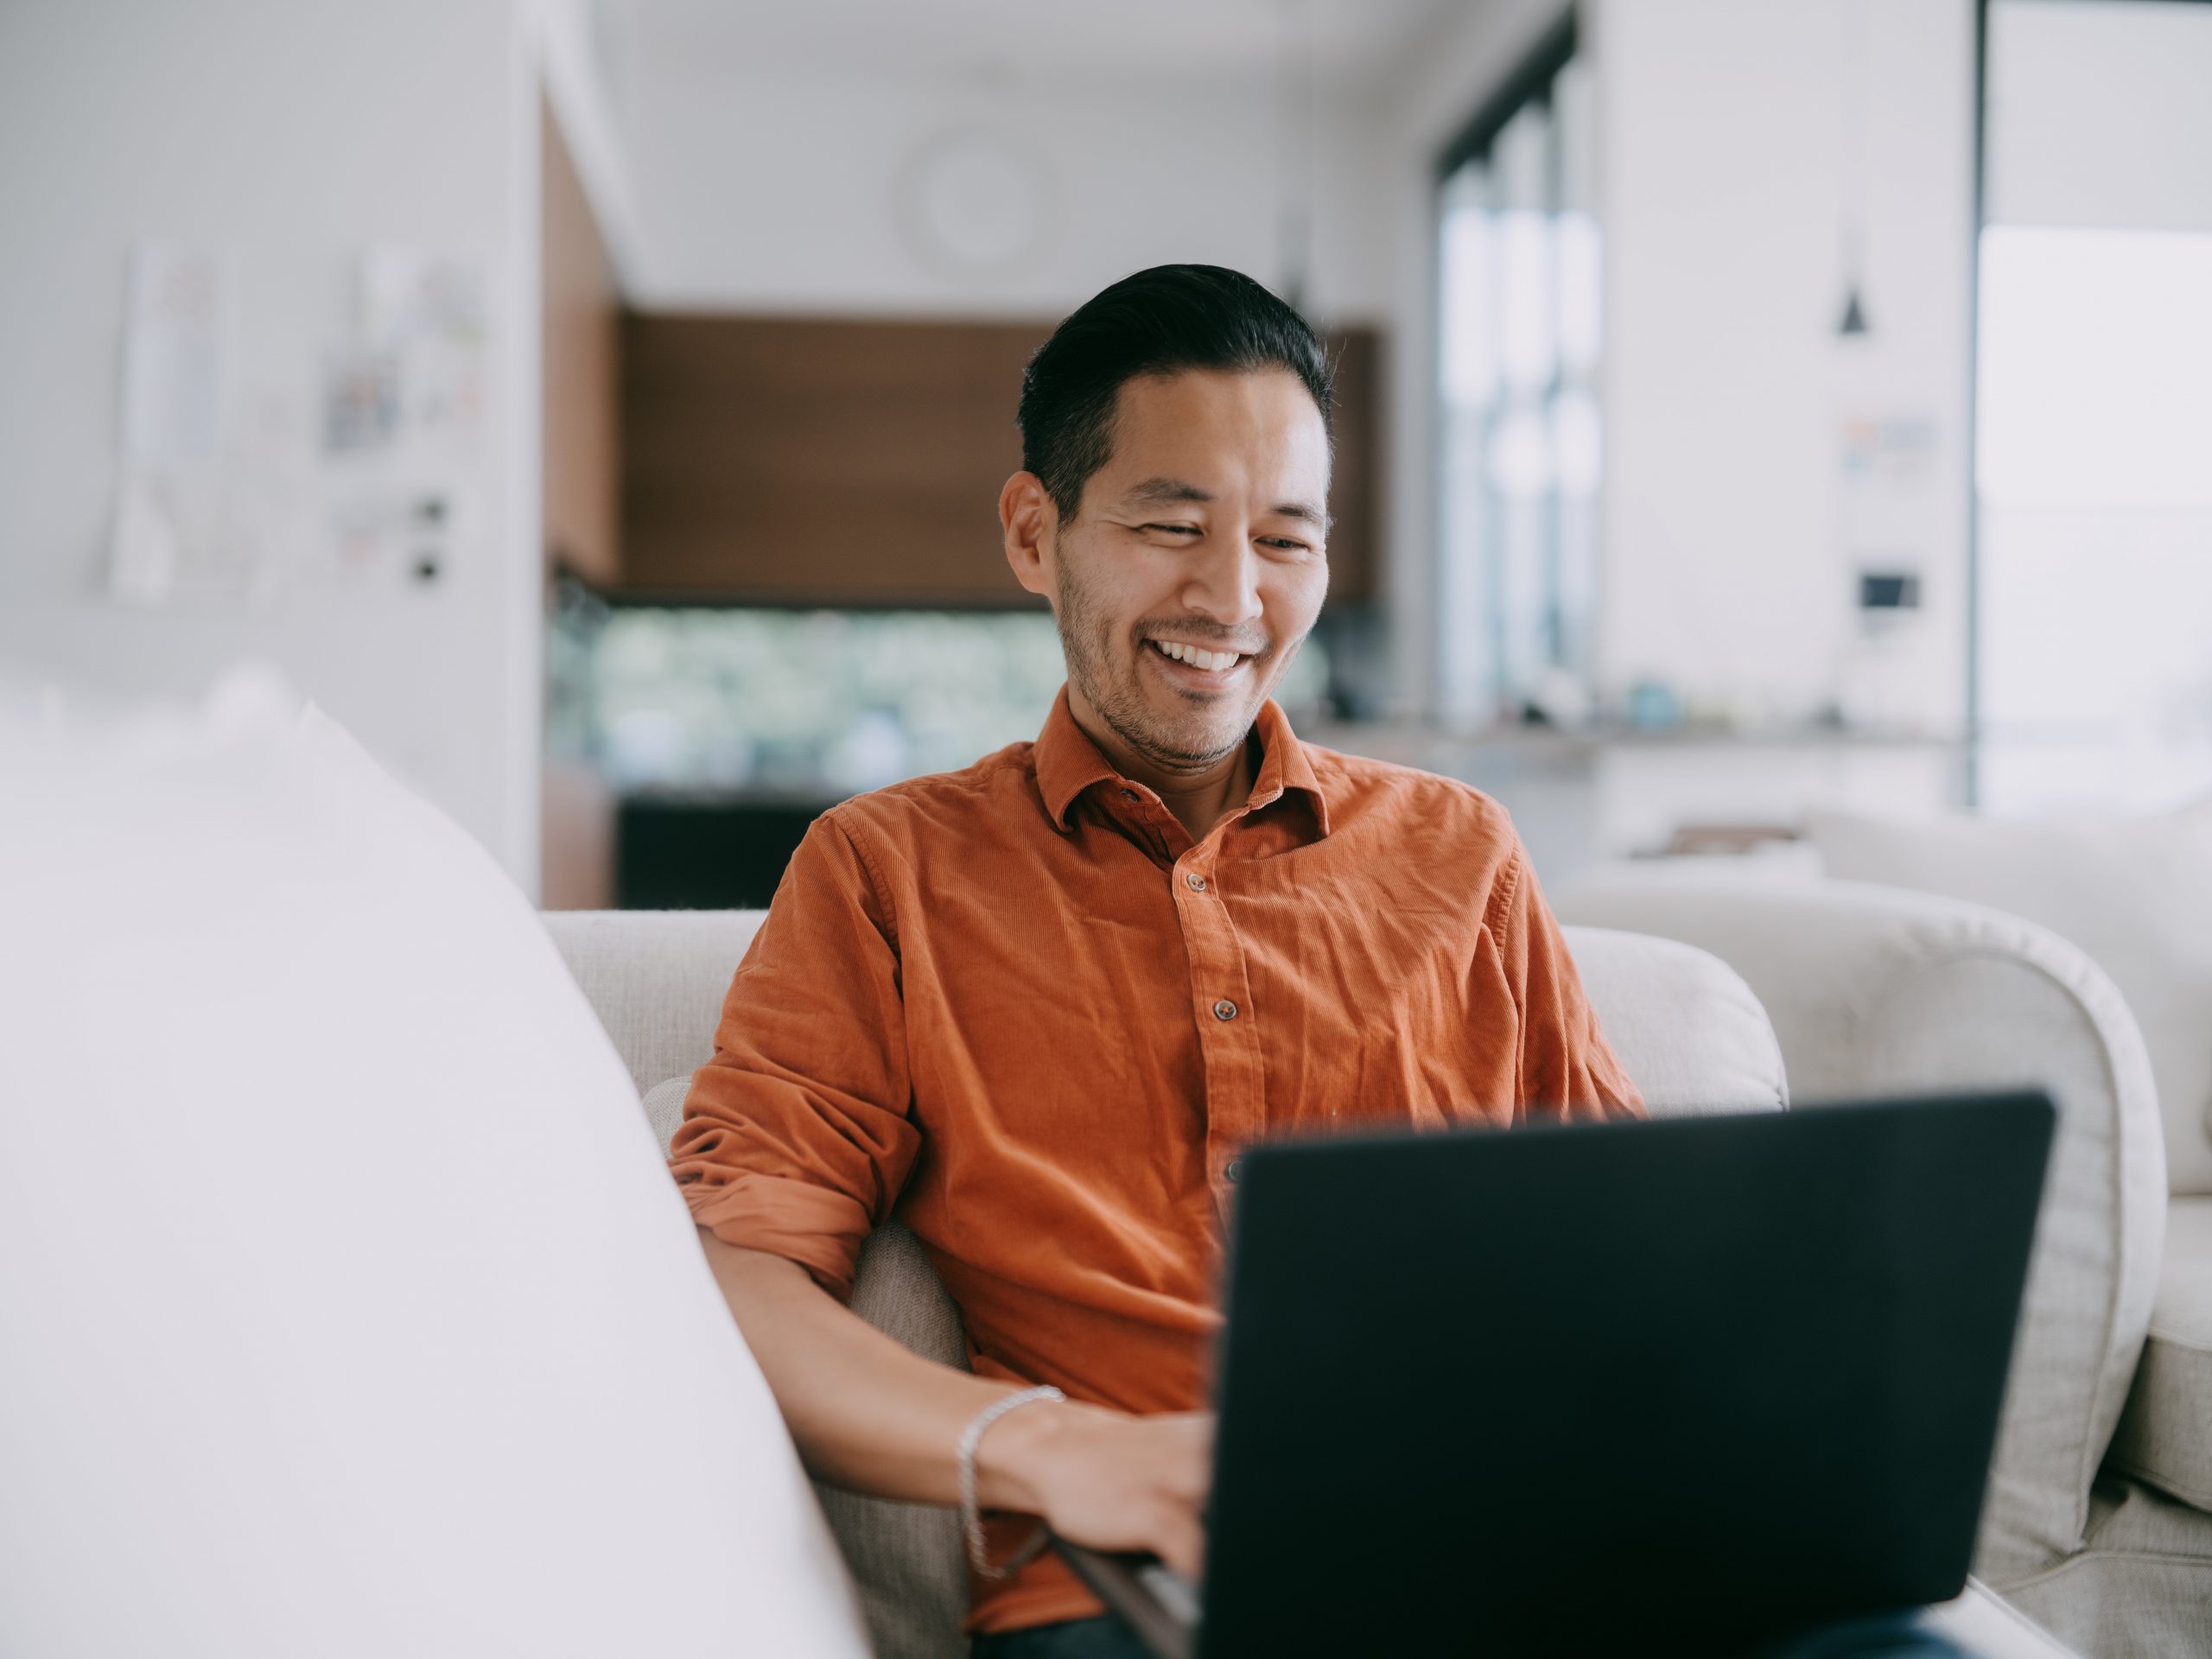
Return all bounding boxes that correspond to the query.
[1058,1091,2055,1659]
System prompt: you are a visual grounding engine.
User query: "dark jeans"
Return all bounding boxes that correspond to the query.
[970,1610,1980,1659]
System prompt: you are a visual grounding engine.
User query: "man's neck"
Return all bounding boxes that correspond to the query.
[1066,688,1258,844]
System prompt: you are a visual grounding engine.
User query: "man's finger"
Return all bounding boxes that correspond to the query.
[1155,1512,1207,1583]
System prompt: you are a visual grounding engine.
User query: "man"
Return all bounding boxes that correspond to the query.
[670,265,1628,1652]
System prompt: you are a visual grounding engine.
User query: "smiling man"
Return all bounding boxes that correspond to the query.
[1023,356,1331,841]
[668,266,1643,1656]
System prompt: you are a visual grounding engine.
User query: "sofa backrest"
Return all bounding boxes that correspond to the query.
[1812,804,2212,1196]
[542,910,768,1098]
[543,908,1784,1659]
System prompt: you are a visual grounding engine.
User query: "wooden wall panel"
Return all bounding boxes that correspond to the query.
[1323,328,1381,607]
[540,93,621,586]
[621,315,1045,606]
[620,314,1381,607]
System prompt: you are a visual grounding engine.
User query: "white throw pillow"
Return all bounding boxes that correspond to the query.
[0,670,869,1659]
[1814,803,2212,1194]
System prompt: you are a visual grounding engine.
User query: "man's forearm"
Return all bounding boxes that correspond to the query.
[697,1231,1071,1510]
[695,1230,1211,1576]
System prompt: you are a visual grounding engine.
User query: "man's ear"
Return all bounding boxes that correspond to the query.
[1000,471,1058,602]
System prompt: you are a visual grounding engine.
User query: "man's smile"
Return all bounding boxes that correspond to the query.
[1143,635,1260,690]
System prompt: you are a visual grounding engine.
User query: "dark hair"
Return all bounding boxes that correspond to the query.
[1017,264,1333,519]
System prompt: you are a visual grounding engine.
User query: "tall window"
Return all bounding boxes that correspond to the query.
[1436,16,1599,727]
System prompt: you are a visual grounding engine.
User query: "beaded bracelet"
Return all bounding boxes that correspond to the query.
[957,1384,1066,1580]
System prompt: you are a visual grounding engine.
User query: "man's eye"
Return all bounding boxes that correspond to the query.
[1260,537,1313,552]
[1142,523,1201,537]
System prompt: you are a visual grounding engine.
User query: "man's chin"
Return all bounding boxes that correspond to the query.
[1071,654,1269,773]
[1113,703,1255,772]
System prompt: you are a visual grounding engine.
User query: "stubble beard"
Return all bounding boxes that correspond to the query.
[1053,556,1265,775]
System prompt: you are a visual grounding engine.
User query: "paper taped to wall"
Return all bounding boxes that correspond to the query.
[119,243,229,467]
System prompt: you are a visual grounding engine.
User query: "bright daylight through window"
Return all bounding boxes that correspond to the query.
[1436,28,1599,730]
[1976,0,2212,813]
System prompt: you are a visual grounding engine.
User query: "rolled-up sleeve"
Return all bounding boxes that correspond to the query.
[1489,841,1645,1125]
[669,810,920,1301]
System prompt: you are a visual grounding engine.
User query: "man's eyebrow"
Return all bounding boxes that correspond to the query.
[1123,476,1332,529]
[1272,499,1331,529]
[1122,476,1214,507]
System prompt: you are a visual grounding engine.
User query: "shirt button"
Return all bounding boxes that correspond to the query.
[1212,998,1237,1021]
[1185,872,1206,892]
[1120,788,1139,801]
[1225,1157,1243,1183]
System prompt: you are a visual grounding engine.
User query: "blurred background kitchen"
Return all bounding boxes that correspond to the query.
[3,0,2207,909]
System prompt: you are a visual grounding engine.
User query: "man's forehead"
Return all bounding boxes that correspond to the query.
[1098,370,1330,496]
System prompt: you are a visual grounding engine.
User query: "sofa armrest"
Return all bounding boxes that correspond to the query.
[1554,873,2167,1586]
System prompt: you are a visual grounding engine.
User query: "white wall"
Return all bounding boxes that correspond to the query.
[1987,0,2212,235]
[617,41,1393,323]
[1592,0,1976,735]
[0,0,545,889]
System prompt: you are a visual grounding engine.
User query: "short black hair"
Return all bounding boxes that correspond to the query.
[1017,264,1333,520]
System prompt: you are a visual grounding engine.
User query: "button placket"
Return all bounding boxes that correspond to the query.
[1106,785,1182,868]
[1170,842,1262,1208]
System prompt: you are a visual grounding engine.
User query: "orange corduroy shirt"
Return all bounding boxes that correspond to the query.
[671,690,1643,1636]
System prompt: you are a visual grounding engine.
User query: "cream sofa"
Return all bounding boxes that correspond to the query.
[545,905,2088,1659]
[1557,874,2212,1659]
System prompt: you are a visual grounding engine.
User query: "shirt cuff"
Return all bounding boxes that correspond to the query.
[682,1170,872,1301]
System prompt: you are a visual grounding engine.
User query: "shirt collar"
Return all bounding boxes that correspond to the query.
[1033,687,1332,838]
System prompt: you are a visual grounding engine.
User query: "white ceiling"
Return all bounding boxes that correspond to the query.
[609,0,1471,99]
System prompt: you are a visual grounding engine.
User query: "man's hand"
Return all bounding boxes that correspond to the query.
[978,1400,1214,1580]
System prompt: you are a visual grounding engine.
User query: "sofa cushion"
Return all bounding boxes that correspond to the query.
[1559,925,1787,1116]
[1926,1582,2084,1659]
[0,673,869,1658]
[643,1071,692,1151]
[812,1223,973,1659]
[1813,803,2212,1193]
[2008,1475,2212,1658]
[2107,1198,2212,1511]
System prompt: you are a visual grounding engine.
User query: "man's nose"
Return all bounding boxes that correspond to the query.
[1179,533,1264,629]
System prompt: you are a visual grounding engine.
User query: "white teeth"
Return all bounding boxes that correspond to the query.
[1154,639,1242,672]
